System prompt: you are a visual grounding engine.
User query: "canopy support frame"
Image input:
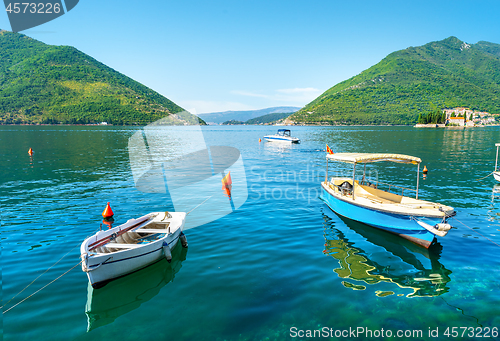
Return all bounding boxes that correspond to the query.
[416,163,420,199]
[352,163,357,200]
[496,144,499,172]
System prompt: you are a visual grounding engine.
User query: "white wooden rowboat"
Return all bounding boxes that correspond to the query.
[80,211,187,288]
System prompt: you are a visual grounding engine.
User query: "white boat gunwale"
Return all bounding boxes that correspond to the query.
[87,236,179,267]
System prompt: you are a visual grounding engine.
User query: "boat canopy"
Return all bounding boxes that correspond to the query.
[326,153,421,164]
[277,129,291,136]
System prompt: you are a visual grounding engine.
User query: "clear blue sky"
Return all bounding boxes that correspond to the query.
[1,0,500,114]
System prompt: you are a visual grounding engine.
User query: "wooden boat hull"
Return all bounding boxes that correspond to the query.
[320,183,446,248]
[81,212,186,288]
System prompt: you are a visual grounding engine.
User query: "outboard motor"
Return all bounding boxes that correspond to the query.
[340,181,353,195]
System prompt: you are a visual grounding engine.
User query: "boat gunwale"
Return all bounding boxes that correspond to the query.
[86,233,181,267]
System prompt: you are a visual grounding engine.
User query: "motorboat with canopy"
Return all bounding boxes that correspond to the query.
[264,129,300,143]
[320,152,455,248]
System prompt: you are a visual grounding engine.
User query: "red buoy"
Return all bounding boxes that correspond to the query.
[102,202,114,218]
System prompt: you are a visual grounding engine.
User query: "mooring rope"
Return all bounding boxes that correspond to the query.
[452,216,500,248]
[1,242,81,312]
[475,172,493,181]
[3,259,83,314]
[187,196,213,215]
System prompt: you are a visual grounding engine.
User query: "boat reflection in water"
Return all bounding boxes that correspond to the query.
[85,244,188,332]
[322,206,451,298]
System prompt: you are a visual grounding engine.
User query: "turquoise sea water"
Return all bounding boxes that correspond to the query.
[1,125,500,340]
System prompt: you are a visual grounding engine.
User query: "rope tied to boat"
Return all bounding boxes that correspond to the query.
[475,172,494,181]
[452,217,500,249]
[187,196,213,215]
[1,241,82,313]
[2,259,83,314]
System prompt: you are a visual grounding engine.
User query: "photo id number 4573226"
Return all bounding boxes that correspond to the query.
[444,327,497,338]
[5,2,61,14]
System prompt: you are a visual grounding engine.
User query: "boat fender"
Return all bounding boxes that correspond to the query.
[163,242,172,263]
[180,232,188,248]
[415,220,448,237]
[435,223,452,232]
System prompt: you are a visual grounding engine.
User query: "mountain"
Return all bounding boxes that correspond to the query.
[198,106,300,124]
[221,112,293,125]
[0,30,203,125]
[244,112,293,124]
[288,37,500,125]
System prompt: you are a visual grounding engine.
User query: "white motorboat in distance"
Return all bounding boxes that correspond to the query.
[81,212,188,288]
[264,129,300,143]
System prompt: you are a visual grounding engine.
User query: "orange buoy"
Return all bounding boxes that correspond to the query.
[28,148,33,156]
[259,138,261,143]
[423,166,428,174]
[102,202,114,219]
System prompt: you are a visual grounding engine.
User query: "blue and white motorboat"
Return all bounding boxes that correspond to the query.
[320,153,455,248]
[264,129,300,143]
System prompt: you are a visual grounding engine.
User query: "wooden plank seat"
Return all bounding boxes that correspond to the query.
[105,243,144,249]
[135,228,172,234]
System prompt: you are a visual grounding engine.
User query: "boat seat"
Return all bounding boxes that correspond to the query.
[355,186,398,204]
[136,228,172,234]
[145,222,170,228]
[105,243,144,249]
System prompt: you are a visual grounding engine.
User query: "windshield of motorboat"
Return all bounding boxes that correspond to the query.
[277,129,291,136]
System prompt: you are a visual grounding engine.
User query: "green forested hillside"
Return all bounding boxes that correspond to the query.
[0,30,202,125]
[289,37,500,125]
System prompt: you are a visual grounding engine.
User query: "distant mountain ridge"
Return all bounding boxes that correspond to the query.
[288,37,500,125]
[198,106,300,124]
[221,112,293,125]
[0,30,202,125]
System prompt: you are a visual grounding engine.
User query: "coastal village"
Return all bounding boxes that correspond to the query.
[415,107,499,127]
